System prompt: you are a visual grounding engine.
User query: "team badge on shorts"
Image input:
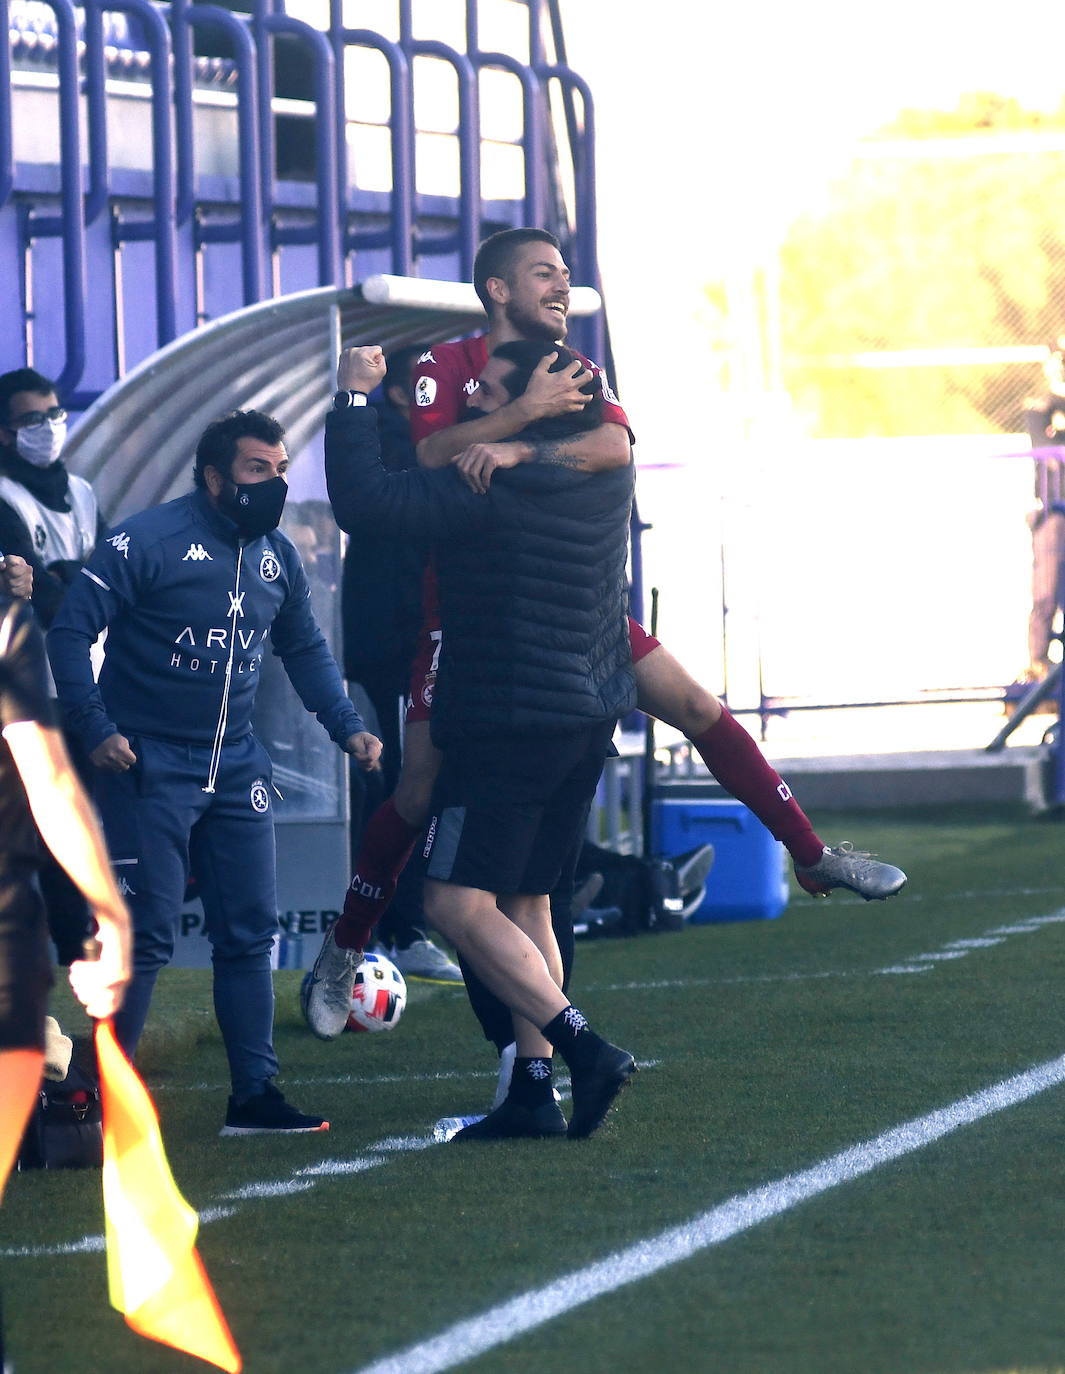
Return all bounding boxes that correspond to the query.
[421,674,435,708]
[259,550,281,582]
[250,778,270,813]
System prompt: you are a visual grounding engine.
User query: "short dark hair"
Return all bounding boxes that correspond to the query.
[472,228,562,311]
[193,410,286,488]
[491,340,603,439]
[384,344,431,402]
[0,368,58,426]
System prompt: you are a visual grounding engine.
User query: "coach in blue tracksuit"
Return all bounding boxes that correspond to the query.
[48,410,381,1136]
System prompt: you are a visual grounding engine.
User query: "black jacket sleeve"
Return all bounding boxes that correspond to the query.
[0,499,71,628]
[325,407,491,543]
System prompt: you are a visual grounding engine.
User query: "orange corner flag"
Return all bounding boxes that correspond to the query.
[95,1019,242,1372]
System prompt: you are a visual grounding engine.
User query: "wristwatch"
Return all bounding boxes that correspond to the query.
[332,390,368,409]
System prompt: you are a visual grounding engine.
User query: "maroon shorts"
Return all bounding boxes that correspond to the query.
[404,614,661,724]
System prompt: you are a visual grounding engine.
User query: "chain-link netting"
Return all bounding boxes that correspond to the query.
[777,140,1065,437]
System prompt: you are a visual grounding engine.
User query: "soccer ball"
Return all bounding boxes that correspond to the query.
[346,952,407,1033]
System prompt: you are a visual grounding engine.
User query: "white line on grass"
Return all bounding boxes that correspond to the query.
[594,906,1065,990]
[153,1067,501,1094]
[870,905,1065,976]
[345,1052,1065,1374]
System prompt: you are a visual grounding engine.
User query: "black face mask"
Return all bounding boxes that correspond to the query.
[219,475,288,539]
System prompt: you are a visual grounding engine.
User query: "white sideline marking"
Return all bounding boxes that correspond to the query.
[299,1158,384,1177]
[222,1180,317,1200]
[3,1204,239,1258]
[345,1053,1065,1374]
[370,1135,438,1153]
[2,1234,106,1257]
[600,972,847,992]
[155,1068,499,1094]
[871,904,1065,976]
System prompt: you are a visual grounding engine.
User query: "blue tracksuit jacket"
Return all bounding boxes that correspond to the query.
[47,487,364,757]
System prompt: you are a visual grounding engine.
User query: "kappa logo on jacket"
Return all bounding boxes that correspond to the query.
[418,350,435,365]
[182,543,213,562]
[107,531,131,559]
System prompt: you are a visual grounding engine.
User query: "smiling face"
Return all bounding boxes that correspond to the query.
[204,435,289,501]
[487,241,571,343]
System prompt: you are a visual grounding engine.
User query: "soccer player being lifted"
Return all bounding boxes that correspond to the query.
[303,228,907,1072]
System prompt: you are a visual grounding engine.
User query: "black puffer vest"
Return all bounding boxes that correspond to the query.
[325,407,636,743]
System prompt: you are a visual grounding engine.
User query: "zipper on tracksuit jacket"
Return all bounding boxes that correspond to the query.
[202,543,244,795]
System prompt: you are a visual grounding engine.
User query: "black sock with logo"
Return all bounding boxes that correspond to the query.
[508,1056,554,1108]
[540,1005,607,1073]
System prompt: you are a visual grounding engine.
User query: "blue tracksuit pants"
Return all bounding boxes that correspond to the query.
[95,732,280,1100]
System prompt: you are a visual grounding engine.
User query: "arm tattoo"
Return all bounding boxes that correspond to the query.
[530,440,582,470]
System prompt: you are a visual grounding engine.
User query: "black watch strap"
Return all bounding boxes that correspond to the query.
[332,390,368,409]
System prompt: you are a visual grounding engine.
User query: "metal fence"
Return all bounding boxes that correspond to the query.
[727,133,1065,442]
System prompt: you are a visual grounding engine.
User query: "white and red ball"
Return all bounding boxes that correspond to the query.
[346,952,407,1033]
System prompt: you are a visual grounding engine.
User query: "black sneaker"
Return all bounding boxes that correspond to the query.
[219,1083,329,1137]
[452,1098,567,1141]
[567,1043,637,1140]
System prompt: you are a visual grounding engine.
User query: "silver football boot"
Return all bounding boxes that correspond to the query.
[794,843,907,901]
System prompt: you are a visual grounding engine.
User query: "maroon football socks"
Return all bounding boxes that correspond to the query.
[332,798,421,951]
[690,708,824,867]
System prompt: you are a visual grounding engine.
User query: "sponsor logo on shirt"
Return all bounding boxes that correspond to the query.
[584,359,620,405]
[415,375,437,407]
[107,531,131,558]
[259,550,280,582]
[182,543,213,562]
[169,621,268,673]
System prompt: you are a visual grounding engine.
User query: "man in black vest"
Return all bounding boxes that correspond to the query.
[322,343,638,1141]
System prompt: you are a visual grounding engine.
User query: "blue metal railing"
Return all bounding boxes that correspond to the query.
[86,0,178,351]
[0,0,11,213]
[256,4,341,286]
[328,14,415,276]
[4,0,601,392]
[22,0,86,395]
[172,0,267,305]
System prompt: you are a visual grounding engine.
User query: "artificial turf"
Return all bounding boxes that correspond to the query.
[6,803,1065,1374]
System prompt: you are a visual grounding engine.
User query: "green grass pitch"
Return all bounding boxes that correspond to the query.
[6,803,1065,1374]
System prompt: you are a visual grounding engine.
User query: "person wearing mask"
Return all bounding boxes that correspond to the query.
[48,409,381,1136]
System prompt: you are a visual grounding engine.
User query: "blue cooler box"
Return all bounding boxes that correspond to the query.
[651,797,789,923]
